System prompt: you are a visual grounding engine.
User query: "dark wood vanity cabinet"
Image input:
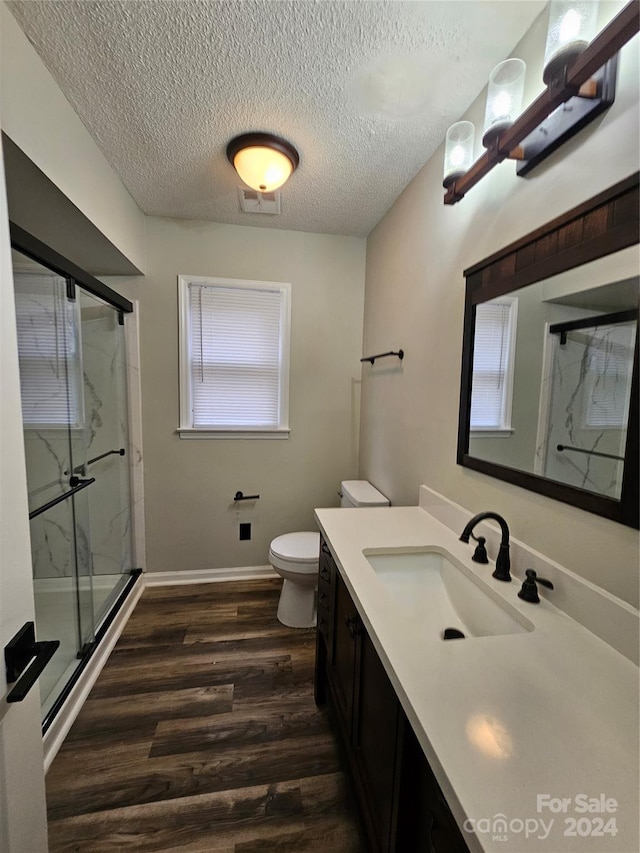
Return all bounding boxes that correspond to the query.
[315,536,470,853]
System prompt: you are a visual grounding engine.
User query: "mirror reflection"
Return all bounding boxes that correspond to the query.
[469,275,638,501]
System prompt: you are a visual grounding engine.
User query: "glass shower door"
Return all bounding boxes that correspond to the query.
[13,250,96,718]
[77,288,133,627]
[13,251,134,723]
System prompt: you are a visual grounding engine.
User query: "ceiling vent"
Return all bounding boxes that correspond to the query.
[237,187,281,214]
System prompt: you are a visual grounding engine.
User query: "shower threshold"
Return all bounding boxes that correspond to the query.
[41,568,142,735]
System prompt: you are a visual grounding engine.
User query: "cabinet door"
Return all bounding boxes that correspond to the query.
[354,630,401,852]
[315,537,335,706]
[396,724,470,853]
[317,540,334,653]
[330,571,359,734]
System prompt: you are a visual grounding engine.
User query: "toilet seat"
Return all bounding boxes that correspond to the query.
[269,532,319,575]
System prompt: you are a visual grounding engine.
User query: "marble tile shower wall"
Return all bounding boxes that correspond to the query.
[540,318,633,500]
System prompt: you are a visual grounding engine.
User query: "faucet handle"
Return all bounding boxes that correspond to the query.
[518,569,553,603]
[470,534,488,564]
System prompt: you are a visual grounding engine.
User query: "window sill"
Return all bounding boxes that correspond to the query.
[177,428,290,440]
[470,428,514,439]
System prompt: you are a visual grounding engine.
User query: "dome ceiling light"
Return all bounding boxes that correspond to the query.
[226,133,300,193]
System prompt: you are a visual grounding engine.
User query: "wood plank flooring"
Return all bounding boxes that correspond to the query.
[46,578,364,852]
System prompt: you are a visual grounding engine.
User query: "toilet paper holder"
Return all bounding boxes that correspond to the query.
[234,490,260,502]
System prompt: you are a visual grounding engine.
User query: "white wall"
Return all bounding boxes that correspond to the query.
[0,3,146,272]
[360,2,640,607]
[108,216,366,574]
[0,135,49,853]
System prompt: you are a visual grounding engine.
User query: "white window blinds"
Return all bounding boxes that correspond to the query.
[14,272,82,428]
[470,300,517,430]
[179,277,291,435]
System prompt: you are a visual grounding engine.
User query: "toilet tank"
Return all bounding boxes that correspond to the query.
[340,480,389,508]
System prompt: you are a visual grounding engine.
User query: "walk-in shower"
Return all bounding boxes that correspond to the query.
[11,232,140,728]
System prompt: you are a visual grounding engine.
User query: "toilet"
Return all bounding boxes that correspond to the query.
[269,480,389,627]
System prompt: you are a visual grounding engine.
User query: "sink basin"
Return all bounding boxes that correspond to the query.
[364,547,533,639]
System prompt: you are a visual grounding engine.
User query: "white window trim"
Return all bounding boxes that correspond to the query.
[470,428,515,439]
[470,296,518,436]
[178,275,291,439]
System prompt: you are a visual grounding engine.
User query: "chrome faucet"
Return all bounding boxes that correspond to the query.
[460,512,511,582]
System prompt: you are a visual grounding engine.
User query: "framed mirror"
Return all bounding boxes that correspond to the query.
[458,173,639,529]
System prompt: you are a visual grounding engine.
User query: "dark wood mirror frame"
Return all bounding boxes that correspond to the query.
[458,172,639,529]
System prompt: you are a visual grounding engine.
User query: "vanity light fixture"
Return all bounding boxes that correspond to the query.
[482,59,526,148]
[443,121,475,188]
[543,0,600,84]
[443,0,638,205]
[226,133,299,193]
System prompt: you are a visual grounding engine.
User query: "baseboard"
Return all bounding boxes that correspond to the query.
[143,565,278,586]
[42,578,145,772]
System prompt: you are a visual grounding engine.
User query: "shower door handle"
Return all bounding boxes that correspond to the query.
[68,476,94,488]
[4,622,60,703]
[29,477,96,520]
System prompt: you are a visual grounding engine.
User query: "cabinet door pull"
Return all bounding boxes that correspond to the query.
[426,812,437,853]
[345,615,363,638]
[427,812,440,853]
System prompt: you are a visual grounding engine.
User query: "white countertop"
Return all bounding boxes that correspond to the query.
[314,505,639,853]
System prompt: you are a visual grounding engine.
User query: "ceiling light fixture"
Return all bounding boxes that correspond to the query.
[226,133,299,193]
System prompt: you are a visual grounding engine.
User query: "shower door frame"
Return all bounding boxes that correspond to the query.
[9,222,143,733]
[10,223,133,314]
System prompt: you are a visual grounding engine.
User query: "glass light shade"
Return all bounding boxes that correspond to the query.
[232,146,294,192]
[482,59,526,148]
[543,1,600,84]
[443,121,475,188]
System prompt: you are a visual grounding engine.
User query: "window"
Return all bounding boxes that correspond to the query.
[178,276,291,438]
[14,271,83,429]
[470,297,518,434]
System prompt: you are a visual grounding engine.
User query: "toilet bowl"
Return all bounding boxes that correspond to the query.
[269,532,320,628]
[269,481,389,628]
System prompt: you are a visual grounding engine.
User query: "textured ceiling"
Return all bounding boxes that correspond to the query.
[8,0,545,237]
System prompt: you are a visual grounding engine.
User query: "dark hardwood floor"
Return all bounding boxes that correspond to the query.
[46,578,364,852]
